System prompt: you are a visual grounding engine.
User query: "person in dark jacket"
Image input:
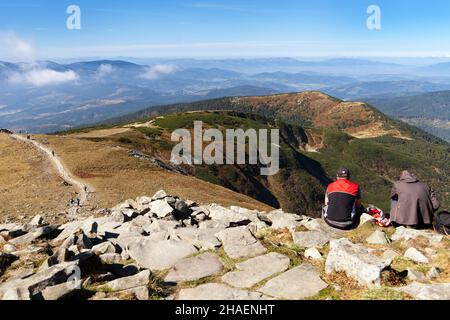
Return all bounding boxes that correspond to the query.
[390,171,440,228]
[322,167,364,230]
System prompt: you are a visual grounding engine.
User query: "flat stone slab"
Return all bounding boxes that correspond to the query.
[170,228,222,250]
[325,238,392,286]
[222,253,290,288]
[397,282,450,300]
[292,231,330,248]
[216,227,267,259]
[164,253,224,283]
[259,263,328,300]
[127,239,198,271]
[177,283,267,300]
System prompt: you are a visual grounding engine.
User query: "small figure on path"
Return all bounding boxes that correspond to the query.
[77,198,81,207]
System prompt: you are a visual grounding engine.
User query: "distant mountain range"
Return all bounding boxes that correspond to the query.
[1,57,450,138]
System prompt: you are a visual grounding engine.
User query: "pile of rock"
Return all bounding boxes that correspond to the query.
[0,190,448,300]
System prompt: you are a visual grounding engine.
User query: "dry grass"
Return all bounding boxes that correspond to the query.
[0,130,273,223]
[0,134,74,223]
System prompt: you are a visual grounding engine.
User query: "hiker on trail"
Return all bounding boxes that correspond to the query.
[390,171,440,228]
[322,167,364,230]
[52,150,55,157]
[76,198,81,207]
[84,185,87,193]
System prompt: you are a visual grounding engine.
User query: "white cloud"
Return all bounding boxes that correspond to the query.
[0,33,35,61]
[95,64,113,80]
[143,64,177,80]
[9,68,79,87]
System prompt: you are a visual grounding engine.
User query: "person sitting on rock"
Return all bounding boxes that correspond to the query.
[322,167,364,230]
[390,170,440,229]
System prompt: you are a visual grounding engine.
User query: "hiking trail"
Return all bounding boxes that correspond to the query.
[10,134,91,208]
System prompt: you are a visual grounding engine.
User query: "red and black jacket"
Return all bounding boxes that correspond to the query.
[325,179,362,222]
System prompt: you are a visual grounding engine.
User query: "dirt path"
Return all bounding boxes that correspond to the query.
[10,134,91,206]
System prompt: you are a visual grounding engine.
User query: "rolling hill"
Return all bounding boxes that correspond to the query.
[73,92,449,215]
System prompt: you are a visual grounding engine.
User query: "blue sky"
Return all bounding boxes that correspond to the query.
[1,0,450,60]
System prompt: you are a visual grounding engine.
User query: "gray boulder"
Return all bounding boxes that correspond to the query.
[325,238,392,286]
[208,204,250,226]
[127,239,198,271]
[366,230,390,245]
[0,261,79,299]
[404,248,429,264]
[259,263,328,300]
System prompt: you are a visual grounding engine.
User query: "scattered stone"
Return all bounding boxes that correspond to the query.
[0,261,79,299]
[150,200,174,218]
[404,248,429,264]
[165,252,224,283]
[305,248,322,260]
[397,282,450,300]
[222,253,290,288]
[366,230,390,245]
[127,239,198,271]
[152,190,168,201]
[104,270,151,292]
[99,253,122,265]
[359,213,374,225]
[41,280,82,300]
[259,263,328,300]
[407,269,426,281]
[92,242,117,255]
[391,227,443,244]
[29,215,44,226]
[216,227,267,259]
[427,267,441,279]
[292,231,330,248]
[177,283,267,300]
[325,238,392,286]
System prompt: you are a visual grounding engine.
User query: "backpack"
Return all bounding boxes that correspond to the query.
[433,211,450,235]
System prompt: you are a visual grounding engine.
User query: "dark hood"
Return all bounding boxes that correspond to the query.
[399,171,418,183]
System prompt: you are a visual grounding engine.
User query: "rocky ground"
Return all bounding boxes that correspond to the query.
[0,191,449,300]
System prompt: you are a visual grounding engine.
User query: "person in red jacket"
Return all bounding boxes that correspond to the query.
[322,167,364,230]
